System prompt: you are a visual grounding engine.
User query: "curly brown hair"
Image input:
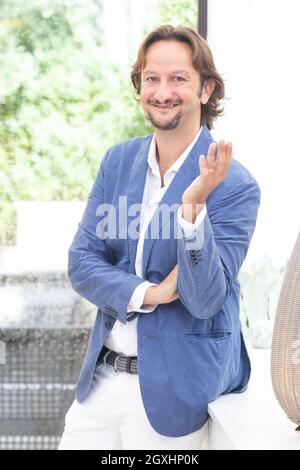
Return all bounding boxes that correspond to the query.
[131,24,225,130]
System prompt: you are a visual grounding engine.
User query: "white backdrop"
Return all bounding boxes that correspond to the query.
[208,0,300,269]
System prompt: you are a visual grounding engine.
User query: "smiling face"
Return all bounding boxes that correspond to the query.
[140,40,209,132]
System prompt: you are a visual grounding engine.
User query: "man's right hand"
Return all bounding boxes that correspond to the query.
[142,265,179,306]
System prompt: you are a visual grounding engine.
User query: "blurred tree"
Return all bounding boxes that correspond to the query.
[0,0,111,243]
[157,0,197,29]
[0,0,197,244]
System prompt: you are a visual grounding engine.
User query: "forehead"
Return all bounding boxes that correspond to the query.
[143,40,195,73]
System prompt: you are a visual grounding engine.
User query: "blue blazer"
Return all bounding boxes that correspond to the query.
[68,125,260,437]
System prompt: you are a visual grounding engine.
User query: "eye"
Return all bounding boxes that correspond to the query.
[145,77,158,82]
[173,76,185,81]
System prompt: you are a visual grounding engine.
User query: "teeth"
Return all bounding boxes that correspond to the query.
[153,104,178,108]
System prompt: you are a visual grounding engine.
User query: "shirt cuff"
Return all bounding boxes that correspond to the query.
[177,204,207,238]
[127,281,158,314]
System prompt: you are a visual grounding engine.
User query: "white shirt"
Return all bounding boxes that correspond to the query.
[104,128,207,355]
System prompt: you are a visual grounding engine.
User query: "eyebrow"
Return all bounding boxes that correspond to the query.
[143,70,191,77]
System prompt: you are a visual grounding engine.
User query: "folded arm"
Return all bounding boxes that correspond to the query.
[68,149,151,324]
[177,177,260,319]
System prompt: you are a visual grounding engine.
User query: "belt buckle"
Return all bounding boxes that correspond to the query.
[113,353,126,372]
[102,350,111,366]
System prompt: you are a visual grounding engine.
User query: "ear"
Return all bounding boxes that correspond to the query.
[200,79,216,105]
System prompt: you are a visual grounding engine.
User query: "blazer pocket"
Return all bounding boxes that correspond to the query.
[184,330,232,339]
[183,331,232,366]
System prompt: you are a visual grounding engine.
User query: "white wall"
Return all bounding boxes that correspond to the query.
[103,0,159,65]
[207,0,300,269]
[2,202,86,272]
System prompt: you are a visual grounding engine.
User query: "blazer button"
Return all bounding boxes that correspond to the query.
[104,321,112,329]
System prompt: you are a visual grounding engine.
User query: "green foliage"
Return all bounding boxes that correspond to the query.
[0,0,197,244]
[157,0,198,29]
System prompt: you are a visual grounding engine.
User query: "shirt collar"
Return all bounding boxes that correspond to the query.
[147,126,203,177]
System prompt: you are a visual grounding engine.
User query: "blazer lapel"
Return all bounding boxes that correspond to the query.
[142,125,214,277]
[126,135,152,274]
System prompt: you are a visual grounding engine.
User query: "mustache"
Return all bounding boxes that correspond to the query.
[148,100,182,106]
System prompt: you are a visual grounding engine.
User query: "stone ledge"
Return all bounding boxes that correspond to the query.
[208,347,300,450]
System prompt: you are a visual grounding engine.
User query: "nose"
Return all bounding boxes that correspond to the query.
[153,79,173,103]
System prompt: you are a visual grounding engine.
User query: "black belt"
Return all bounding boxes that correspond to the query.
[97,346,138,374]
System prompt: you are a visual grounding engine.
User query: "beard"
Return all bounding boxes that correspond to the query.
[145,107,182,131]
[142,84,203,131]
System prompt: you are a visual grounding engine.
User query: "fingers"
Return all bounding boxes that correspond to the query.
[199,140,233,177]
[214,140,226,178]
[172,265,178,278]
[165,264,178,281]
[225,142,233,164]
[206,142,217,168]
[199,154,211,176]
[221,141,233,176]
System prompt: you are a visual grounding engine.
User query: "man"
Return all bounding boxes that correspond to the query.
[58,24,260,450]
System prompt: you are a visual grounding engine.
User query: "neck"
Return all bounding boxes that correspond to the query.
[155,120,201,167]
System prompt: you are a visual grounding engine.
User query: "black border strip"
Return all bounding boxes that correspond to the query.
[198,0,208,38]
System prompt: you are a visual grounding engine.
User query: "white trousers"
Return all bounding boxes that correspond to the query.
[58,362,208,450]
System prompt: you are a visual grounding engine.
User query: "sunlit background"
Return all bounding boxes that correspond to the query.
[0,0,300,450]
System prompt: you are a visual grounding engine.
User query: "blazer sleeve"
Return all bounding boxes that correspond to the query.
[68,149,147,324]
[177,176,261,320]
